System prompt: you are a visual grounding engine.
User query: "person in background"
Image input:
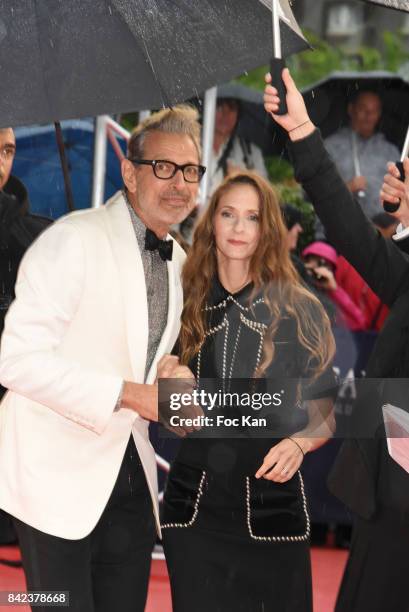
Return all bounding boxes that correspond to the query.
[302,241,366,330]
[0,127,52,551]
[282,202,303,252]
[315,91,400,240]
[282,204,336,323]
[0,128,52,378]
[207,97,268,195]
[335,214,396,332]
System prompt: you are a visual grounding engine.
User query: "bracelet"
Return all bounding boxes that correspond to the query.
[286,437,305,457]
[289,120,310,133]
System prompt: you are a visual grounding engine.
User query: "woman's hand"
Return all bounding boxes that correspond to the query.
[255,398,335,482]
[157,354,195,382]
[156,354,196,402]
[255,437,306,483]
[263,68,315,140]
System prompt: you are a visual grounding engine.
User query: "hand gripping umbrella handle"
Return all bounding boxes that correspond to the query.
[383,161,405,213]
[270,58,288,116]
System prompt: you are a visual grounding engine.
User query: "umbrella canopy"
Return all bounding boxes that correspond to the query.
[213,82,285,156]
[0,0,308,128]
[302,71,409,151]
[359,0,409,11]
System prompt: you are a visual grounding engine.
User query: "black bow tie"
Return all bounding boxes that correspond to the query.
[144,228,173,261]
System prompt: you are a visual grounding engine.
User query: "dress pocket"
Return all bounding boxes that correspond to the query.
[161,462,206,529]
[246,471,310,542]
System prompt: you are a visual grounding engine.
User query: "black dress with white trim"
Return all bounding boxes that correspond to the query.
[162,278,335,612]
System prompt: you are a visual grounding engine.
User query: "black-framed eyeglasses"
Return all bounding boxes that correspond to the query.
[128,158,206,183]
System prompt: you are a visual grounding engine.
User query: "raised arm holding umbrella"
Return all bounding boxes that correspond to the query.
[265,66,409,612]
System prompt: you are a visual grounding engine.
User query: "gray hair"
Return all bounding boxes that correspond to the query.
[128,105,201,160]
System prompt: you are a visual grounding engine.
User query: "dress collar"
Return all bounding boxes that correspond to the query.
[210,275,254,307]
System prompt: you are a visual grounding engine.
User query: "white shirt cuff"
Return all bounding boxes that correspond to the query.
[392,223,409,242]
[114,380,125,412]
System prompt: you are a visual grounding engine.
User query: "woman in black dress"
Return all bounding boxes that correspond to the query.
[161,170,336,612]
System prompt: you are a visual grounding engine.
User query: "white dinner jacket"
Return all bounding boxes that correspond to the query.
[0,191,185,539]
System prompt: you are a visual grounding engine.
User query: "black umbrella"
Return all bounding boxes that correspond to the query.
[360,0,409,11]
[0,0,309,129]
[0,1,308,211]
[302,70,409,151]
[215,82,285,156]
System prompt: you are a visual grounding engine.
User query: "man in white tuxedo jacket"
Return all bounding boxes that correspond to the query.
[0,105,204,611]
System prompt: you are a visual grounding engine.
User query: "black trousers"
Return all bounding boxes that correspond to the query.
[335,508,409,612]
[13,436,156,612]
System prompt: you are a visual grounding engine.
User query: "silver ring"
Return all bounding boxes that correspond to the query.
[282,467,289,475]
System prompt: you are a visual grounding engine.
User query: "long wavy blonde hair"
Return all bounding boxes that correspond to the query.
[179,171,335,379]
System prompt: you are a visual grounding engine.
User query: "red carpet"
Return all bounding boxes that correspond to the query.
[0,545,347,611]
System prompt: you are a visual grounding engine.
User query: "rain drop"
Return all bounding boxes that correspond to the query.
[311,90,315,99]
[108,5,112,15]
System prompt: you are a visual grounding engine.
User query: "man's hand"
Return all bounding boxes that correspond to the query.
[264,68,315,140]
[347,175,367,193]
[121,381,160,421]
[380,158,409,226]
[156,353,202,437]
